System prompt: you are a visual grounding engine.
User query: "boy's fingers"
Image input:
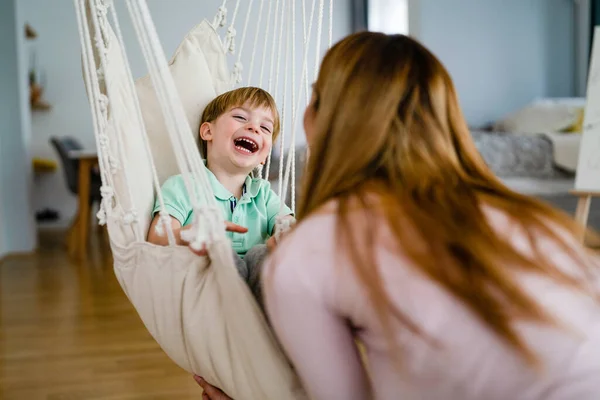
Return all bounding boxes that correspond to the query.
[266,236,277,251]
[224,222,248,233]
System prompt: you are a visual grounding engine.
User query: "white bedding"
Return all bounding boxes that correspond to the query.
[542,132,581,172]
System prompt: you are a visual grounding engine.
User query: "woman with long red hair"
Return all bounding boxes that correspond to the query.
[197,31,600,400]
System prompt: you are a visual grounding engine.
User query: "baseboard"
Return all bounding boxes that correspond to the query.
[0,248,36,263]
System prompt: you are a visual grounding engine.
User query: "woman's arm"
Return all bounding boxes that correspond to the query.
[263,249,371,400]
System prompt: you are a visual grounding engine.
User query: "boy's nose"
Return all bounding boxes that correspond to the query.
[246,123,260,134]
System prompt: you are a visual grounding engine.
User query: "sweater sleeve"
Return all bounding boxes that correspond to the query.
[263,242,371,400]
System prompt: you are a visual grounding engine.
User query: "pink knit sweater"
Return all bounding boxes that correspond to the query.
[263,201,600,400]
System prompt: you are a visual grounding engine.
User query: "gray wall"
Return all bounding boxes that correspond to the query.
[0,0,36,257]
[410,0,576,127]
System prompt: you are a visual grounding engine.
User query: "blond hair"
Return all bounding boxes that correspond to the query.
[199,87,280,157]
[297,32,598,365]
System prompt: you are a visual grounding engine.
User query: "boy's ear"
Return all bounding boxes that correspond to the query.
[199,122,212,141]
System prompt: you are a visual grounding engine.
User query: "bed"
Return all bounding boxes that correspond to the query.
[474,97,586,195]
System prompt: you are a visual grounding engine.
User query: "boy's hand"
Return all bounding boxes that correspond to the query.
[266,236,277,251]
[267,215,295,252]
[189,222,248,256]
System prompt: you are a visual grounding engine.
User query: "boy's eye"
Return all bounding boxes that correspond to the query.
[261,126,272,134]
[233,115,246,121]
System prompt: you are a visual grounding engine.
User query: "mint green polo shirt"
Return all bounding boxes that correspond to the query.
[152,170,293,257]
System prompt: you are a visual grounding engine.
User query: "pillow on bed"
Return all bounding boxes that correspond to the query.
[493,101,584,134]
[561,108,585,133]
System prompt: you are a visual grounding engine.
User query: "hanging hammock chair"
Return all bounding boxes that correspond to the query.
[74,0,332,398]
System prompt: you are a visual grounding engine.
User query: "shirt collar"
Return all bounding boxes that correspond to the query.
[203,160,261,200]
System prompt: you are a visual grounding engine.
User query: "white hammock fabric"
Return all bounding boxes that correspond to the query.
[74,0,332,398]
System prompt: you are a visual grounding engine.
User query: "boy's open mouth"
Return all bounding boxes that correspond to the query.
[233,137,259,154]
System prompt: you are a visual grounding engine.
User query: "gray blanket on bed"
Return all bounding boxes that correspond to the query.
[471,131,573,179]
[268,131,573,186]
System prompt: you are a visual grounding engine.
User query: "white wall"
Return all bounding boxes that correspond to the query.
[19,0,351,227]
[409,0,576,127]
[0,0,37,257]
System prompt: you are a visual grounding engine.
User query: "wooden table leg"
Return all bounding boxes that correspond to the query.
[574,194,592,243]
[77,159,93,260]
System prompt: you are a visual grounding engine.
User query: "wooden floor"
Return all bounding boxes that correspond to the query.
[0,229,200,399]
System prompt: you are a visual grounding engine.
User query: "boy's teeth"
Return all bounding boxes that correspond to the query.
[234,137,258,153]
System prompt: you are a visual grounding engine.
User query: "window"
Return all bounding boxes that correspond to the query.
[368,0,409,35]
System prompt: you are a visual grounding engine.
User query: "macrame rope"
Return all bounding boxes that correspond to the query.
[246,0,265,86]
[283,0,297,212]
[253,0,269,87]
[232,0,254,84]
[107,0,176,243]
[224,0,241,53]
[74,0,113,227]
[314,0,325,80]
[125,0,224,248]
[301,0,309,103]
[278,0,320,211]
[301,0,317,110]
[89,0,142,231]
[328,0,333,47]
[126,0,214,215]
[275,0,289,197]
[129,0,221,248]
[211,0,228,30]
[264,0,282,180]
[131,1,218,216]
[267,0,288,181]
[267,0,281,93]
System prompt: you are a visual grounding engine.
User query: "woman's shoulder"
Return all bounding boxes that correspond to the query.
[275,206,337,258]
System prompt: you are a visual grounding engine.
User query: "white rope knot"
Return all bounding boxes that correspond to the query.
[96,184,114,226]
[274,215,295,242]
[225,26,237,53]
[123,210,138,225]
[233,62,243,83]
[181,207,222,250]
[96,2,109,18]
[154,212,172,236]
[94,34,108,57]
[212,6,228,29]
[98,134,109,150]
[96,207,107,226]
[100,185,113,199]
[108,154,120,173]
[98,93,109,113]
